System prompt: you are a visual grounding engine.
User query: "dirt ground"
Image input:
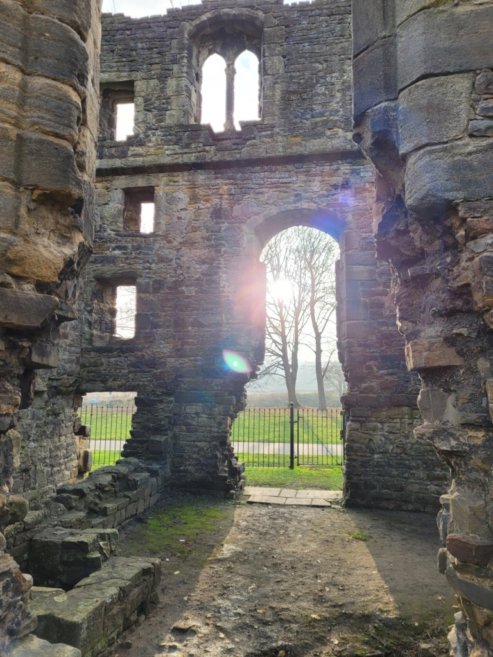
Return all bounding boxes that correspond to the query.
[112,492,455,657]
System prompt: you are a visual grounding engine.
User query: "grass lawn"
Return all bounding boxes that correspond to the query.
[244,466,343,490]
[80,406,342,445]
[92,449,122,469]
[232,407,342,444]
[80,408,133,440]
[234,451,342,468]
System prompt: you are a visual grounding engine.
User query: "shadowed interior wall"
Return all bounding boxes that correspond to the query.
[352,0,493,653]
[0,0,101,648]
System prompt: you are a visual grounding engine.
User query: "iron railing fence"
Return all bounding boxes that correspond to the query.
[231,405,343,469]
[80,402,344,470]
[80,402,135,468]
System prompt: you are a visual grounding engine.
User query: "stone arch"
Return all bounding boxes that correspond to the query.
[234,49,260,127]
[200,53,227,131]
[254,208,346,253]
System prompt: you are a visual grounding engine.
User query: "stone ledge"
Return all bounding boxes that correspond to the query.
[10,635,81,657]
[31,557,161,657]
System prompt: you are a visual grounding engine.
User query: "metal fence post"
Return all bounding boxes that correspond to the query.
[289,402,295,470]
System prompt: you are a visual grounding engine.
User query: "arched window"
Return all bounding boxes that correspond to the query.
[192,12,263,134]
[234,50,260,129]
[201,53,226,133]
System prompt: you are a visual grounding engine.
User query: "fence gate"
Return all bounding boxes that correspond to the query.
[79,399,135,468]
[231,404,344,469]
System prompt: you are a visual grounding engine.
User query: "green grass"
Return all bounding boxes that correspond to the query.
[234,452,342,468]
[350,530,370,541]
[92,449,122,469]
[244,466,343,490]
[232,407,342,444]
[80,408,133,440]
[119,497,233,558]
[81,406,341,446]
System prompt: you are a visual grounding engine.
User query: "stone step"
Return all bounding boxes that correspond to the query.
[9,635,81,657]
[30,556,161,657]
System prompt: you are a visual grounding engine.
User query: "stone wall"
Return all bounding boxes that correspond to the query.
[352,0,493,654]
[0,0,101,650]
[79,0,448,510]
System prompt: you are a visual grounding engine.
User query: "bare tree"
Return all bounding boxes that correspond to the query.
[324,358,347,399]
[262,232,308,406]
[301,229,338,409]
[260,226,339,409]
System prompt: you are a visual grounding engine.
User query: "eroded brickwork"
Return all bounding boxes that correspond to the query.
[79,0,447,509]
[352,0,493,653]
[0,0,101,649]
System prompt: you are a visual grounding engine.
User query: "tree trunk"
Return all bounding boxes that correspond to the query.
[314,332,327,410]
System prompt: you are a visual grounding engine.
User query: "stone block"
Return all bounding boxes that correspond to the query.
[0,62,23,128]
[0,289,59,329]
[24,77,82,145]
[0,181,21,232]
[10,635,81,657]
[395,0,437,26]
[33,591,105,655]
[353,36,397,118]
[29,528,118,589]
[417,387,459,424]
[446,566,493,613]
[31,557,161,654]
[0,0,24,69]
[477,99,493,118]
[399,74,473,155]
[405,141,493,216]
[27,14,88,92]
[472,254,493,309]
[469,119,493,137]
[24,0,94,40]
[405,339,464,370]
[0,124,17,183]
[30,339,60,369]
[398,6,493,91]
[352,0,394,56]
[476,69,493,95]
[447,534,493,567]
[18,132,82,198]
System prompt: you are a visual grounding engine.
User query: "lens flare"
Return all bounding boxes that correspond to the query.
[223,350,251,374]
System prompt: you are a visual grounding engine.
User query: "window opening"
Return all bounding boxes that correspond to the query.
[201,53,227,132]
[140,202,155,233]
[79,392,137,469]
[115,102,135,141]
[234,50,260,129]
[115,285,136,339]
[99,81,135,141]
[123,188,155,233]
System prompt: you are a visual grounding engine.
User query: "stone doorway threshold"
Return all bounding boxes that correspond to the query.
[243,486,342,506]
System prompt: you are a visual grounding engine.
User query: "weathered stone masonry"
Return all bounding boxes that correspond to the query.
[352,0,493,654]
[2,0,479,654]
[0,0,101,650]
[81,0,447,509]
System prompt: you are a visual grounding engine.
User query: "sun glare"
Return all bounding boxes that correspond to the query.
[270,278,295,303]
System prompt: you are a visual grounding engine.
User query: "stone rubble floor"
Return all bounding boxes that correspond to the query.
[113,489,454,657]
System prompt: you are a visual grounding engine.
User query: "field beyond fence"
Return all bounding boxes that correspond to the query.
[80,403,344,470]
